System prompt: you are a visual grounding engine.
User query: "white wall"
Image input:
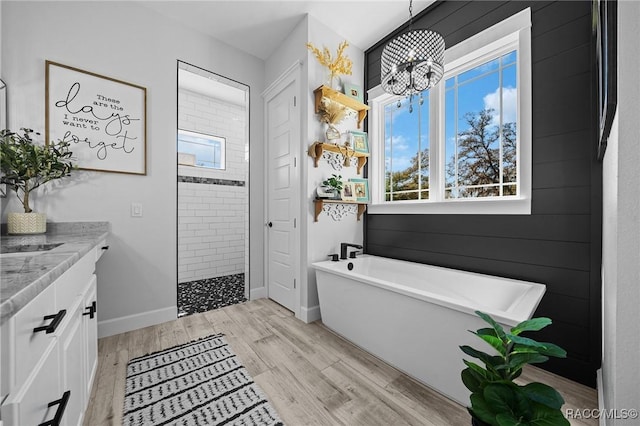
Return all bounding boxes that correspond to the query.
[304,15,365,313]
[265,14,364,320]
[601,1,640,423]
[1,1,265,336]
[178,90,247,284]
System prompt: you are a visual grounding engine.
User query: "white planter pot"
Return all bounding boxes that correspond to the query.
[7,212,47,235]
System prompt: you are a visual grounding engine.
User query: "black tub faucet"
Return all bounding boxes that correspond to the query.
[340,243,363,260]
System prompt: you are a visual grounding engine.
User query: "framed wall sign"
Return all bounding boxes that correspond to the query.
[46,61,147,175]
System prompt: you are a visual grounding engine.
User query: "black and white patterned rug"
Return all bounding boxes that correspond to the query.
[123,334,283,426]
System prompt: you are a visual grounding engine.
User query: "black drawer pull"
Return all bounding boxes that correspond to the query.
[33,310,66,334]
[83,301,97,319]
[101,245,109,250]
[38,390,70,426]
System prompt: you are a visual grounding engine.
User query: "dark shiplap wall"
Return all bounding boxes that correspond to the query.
[364,1,601,387]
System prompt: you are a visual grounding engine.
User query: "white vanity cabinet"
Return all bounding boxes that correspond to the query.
[1,242,105,426]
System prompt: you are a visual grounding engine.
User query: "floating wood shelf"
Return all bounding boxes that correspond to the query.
[314,199,367,222]
[308,142,369,175]
[314,85,370,129]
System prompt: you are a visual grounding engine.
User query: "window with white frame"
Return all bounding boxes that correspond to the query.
[177,129,226,169]
[369,8,531,215]
[445,50,518,199]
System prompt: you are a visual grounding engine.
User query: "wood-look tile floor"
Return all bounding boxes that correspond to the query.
[84,299,598,426]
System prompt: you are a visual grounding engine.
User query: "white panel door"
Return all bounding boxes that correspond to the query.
[266,77,298,312]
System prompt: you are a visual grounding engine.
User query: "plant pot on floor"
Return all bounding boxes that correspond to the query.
[7,212,47,234]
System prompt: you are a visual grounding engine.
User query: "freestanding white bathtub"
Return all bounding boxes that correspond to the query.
[312,254,546,406]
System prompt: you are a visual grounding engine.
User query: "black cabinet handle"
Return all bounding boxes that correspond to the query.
[83,301,97,319]
[267,222,273,228]
[101,245,109,250]
[38,390,70,426]
[83,304,94,319]
[33,310,66,334]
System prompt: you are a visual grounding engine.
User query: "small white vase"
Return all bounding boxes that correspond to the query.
[326,124,341,141]
[325,74,342,92]
[7,212,47,235]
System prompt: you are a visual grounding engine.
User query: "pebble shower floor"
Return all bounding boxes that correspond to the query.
[178,273,247,317]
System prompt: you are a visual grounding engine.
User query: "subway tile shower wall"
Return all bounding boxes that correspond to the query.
[178,87,247,284]
[178,181,246,283]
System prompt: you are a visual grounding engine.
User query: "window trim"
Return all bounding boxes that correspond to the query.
[368,8,532,215]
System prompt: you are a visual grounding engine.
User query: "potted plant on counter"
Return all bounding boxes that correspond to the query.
[460,311,569,426]
[0,128,75,234]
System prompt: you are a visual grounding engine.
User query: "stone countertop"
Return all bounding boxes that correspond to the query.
[1,222,110,325]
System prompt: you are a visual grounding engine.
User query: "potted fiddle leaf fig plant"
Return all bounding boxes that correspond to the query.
[0,128,75,234]
[461,311,569,426]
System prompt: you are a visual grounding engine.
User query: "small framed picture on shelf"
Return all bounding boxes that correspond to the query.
[343,83,363,103]
[349,130,369,154]
[350,178,369,203]
[340,182,357,202]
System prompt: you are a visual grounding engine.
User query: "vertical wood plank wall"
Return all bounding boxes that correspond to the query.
[363,1,601,387]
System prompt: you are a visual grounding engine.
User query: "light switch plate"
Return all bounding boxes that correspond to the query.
[131,202,143,217]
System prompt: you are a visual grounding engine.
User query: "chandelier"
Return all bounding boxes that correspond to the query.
[381,0,445,112]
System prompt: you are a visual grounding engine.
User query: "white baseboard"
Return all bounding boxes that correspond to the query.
[250,286,267,300]
[98,306,176,338]
[299,304,321,323]
[597,368,606,426]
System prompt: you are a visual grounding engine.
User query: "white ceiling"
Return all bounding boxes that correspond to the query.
[140,0,435,60]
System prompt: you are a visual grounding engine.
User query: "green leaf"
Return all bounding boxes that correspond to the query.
[463,360,490,377]
[473,329,507,356]
[470,392,497,425]
[511,318,552,336]
[462,367,484,393]
[534,343,567,358]
[511,345,541,355]
[461,345,506,374]
[507,336,566,359]
[461,345,494,363]
[507,353,549,371]
[520,383,565,410]
[477,327,499,337]
[507,334,546,348]
[496,413,528,426]
[484,383,532,420]
[528,403,570,426]
[476,311,507,340]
